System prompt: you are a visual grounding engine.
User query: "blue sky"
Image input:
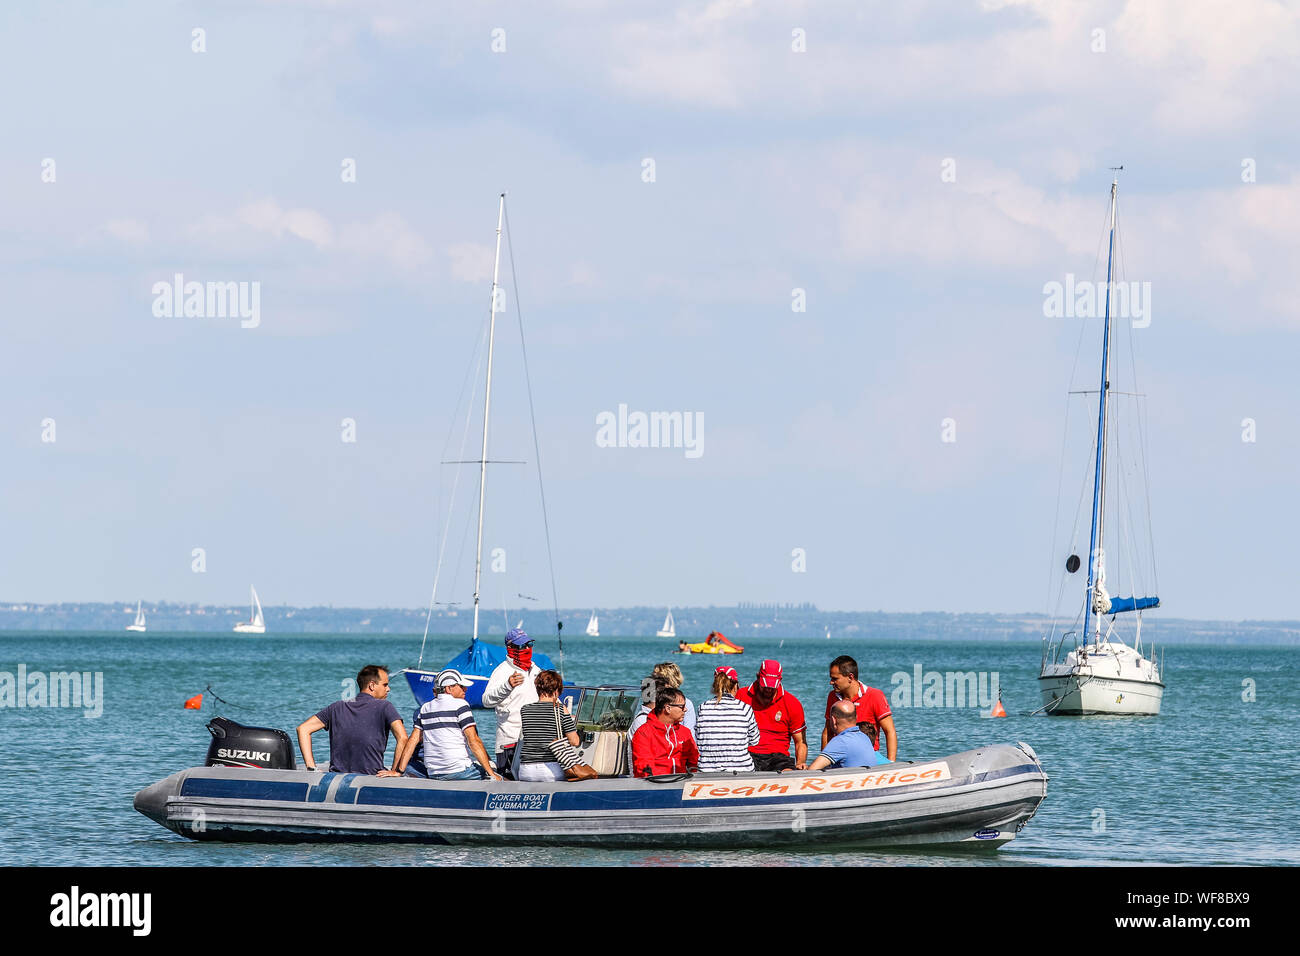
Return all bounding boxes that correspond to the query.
[2,1,1297,620]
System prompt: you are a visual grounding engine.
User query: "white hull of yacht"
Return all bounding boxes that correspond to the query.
[233,623,266,634]
[1037,672,1163,715]
[126,624,147,632]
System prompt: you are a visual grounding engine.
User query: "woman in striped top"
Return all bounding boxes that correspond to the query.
[694,665,759,772]
[515,669,581,782]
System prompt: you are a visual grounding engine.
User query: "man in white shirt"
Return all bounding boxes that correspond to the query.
[481,628,543,779]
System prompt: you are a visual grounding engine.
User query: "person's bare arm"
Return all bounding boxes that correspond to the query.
[793,728,808,769]
[880,714,898,762]
[394,727,421,774]
[376,720,408,777]
[296,716,325,770]
[806,753,831,772]
[464,726,502,780]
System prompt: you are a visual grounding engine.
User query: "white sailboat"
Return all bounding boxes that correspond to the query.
[655,609,676,638]
[586,612,600,637]
[233,586,266,634]
[1038,174,1164,716]
[126,600,147,632]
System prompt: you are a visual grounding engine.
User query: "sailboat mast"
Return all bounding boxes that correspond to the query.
[472,194,507,643]
[1084,178,1119,641]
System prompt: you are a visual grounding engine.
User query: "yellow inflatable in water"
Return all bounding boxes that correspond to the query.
[678,631,744,654]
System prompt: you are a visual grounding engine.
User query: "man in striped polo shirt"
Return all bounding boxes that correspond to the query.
[396,669,501,781]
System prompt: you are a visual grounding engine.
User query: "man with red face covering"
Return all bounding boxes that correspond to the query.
[481,627,545,779]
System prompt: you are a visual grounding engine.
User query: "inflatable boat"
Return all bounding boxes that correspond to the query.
[134,715,1047,849]
[679,631,744,654]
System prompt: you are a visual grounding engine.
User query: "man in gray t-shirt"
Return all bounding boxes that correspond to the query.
[297,665,405,775]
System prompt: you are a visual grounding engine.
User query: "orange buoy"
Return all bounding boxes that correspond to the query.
[990,692,1006,718]
[184,693,203,710]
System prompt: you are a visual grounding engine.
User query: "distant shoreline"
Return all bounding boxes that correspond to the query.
[2,602,1297,644]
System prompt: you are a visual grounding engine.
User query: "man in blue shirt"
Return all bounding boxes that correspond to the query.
[806,700,880,771]
[297,664,406,775]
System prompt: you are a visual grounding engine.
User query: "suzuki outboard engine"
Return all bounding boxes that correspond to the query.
[205,716,295,770]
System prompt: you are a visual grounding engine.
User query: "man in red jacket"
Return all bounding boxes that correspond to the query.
[631,688,699,777]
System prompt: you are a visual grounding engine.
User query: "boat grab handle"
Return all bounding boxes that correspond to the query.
[645,773,691,784]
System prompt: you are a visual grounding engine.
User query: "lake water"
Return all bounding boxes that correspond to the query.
[1,632,1294,866]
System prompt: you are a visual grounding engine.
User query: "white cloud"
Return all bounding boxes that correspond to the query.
[104,219,149,242]
[233,200,334,247]
[447,241,495,282]
[188,201,431,273]
[338,213,433,271]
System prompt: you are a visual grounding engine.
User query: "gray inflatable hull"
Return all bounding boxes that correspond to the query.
[135,742,1047,849]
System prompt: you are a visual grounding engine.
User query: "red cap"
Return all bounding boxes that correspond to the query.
[756,659,783,688]
[714,665,739,682]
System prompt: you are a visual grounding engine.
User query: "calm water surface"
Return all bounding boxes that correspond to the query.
[1,632,1295,866]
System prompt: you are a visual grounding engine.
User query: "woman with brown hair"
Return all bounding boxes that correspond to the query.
[515,669,582,782]
[693,665,759,772]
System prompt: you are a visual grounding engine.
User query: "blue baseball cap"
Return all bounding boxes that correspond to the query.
[505,627,531,646]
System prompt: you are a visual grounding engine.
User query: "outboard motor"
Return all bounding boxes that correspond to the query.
[205,716,295,770]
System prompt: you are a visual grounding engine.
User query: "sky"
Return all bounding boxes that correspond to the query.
[2,0,1298,620]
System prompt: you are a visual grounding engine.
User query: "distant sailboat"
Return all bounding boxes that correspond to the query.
[586,612,600,637]
[656,609,676,638]
[126,600,147,632]
[233,586,266,634]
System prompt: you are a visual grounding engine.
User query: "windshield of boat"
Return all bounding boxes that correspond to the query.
[576,688,638,731]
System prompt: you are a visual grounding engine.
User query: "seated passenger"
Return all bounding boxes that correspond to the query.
[396,669,501,781]
[627,676,668,769]
[631,688,699,777]
[694,665,759,772]
[515,669,582,782]
[804,700,881,771]
[296,664,406,775]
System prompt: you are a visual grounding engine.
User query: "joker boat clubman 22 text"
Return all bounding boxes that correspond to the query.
[135,687,1047,850]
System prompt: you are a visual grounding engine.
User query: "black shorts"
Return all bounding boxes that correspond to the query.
[751,752,795,772]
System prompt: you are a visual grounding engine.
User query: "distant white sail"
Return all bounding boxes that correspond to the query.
[126,599,147,632]
[586,612,599,637]
[234,586,266,634]
[656,609,676,638]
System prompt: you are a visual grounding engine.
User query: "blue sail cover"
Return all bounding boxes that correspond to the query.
[1108,596,1160,614]
[444,637,556,676]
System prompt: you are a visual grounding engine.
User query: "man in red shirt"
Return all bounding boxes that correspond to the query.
[736,659,808,772]
[822,655,897,762]
[631,687,700,777]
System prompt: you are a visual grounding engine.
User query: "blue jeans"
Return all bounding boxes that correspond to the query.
[430,765,487,781]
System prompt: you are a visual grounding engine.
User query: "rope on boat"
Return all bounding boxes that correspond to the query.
[503,199,565,678]
[1027,674,1098,716]
[417,311,489,670]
